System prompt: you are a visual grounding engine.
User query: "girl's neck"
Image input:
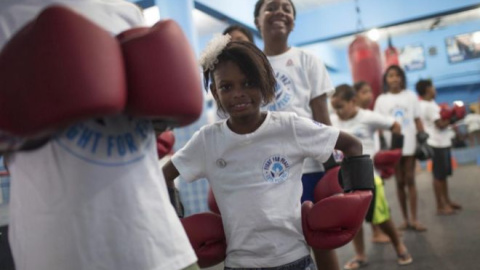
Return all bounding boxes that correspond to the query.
[227,112,267,135]
[344,107,359,121]
[389,88,403,94]
[263,37,290,56]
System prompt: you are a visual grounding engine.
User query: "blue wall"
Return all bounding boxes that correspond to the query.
[309,19,480,107]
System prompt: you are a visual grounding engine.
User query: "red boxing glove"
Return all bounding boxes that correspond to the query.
[452,104,466,121]
[181,212,226,268]
[379,167,395,179]
[118,20,203,128]
[303,167,372,250]
[373,149,402,171]
[0,6,126,136]
[156,130,175,159]
[440,107,453,121]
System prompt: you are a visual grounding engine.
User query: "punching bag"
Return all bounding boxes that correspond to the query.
[384,36,399,69]
[349,35,383,109]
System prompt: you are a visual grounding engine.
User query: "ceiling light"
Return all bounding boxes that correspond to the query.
[367,28,380,41]
[472,31,480,44]
[453,100,464,107]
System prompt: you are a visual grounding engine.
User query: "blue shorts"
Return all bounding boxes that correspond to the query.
[301,171,325,202]
[224,255,316,270]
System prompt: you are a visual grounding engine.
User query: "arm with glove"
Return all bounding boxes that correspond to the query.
[302,131,374,250]
[162,160,226,268]
[374,122,403,179]
[0,6,203,151]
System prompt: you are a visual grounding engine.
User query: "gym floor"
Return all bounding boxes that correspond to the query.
[204,163,480,270]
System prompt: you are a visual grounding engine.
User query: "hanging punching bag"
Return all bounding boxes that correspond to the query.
[349,35,383,109]
[384,36,399,69]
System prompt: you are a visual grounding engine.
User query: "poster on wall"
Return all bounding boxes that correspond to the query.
[445,30,480,63]
[399,44,425,71]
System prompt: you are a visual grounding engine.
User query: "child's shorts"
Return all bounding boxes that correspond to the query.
[432,146,452,180]
[300,171,325,203]
[224,255,316,270]
[365,175,390,224]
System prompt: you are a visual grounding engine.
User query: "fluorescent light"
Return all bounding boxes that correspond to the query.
[367,28,380,41]
[472,32,480,44]
[453,100,464,107]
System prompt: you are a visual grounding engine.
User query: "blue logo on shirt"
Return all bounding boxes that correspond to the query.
[267,71,294,111]
[54,117,153,166]
[262,155,290,183]
[392,106,410,126]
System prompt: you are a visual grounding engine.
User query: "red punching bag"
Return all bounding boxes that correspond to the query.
[349,35,383,109]
[384,36,399,69]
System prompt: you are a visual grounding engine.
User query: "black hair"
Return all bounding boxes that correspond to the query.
[415,79,432,97]
[202,41,276,114]
[333,84,356,101]
[254,0,297,20]
[353,81,369,93]
[223,25,254,43]
[383,65,406,92]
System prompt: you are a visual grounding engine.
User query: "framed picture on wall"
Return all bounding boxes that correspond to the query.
[399,44,426,71]
[445,30,480,63]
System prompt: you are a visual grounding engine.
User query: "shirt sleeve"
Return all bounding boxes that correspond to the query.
[170,129,207,182]
[366,110,395,131]
[293,115,340,163]
[306,52,335,99]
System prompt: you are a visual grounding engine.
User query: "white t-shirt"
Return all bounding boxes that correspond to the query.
[419,100,452,148]
[266,47,335,173]
[464,113,480,133]
[374,90,421,155]
[2,1,196,270]
[330,109,395,157]
[172,111,339,268]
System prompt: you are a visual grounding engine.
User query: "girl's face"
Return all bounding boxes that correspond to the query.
[211,61,263,123]
[228,30,251,42]
[331,96,357,120]
[356,85,373,109]
[386,68,403,93]
[255,0,295,40]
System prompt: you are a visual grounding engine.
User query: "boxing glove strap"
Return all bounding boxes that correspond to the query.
[340,155,374,192]
[391,133,404,149]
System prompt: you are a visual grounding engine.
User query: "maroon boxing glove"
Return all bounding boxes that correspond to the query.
[303,167,373,250]
[181,212,226,268]
[0,5,126,137]
[118,20,203,130]
[157,130,175,159]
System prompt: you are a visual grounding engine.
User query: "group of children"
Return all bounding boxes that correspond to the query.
[177,0,462,269]
[0,0,462,270]
[201,1,462,268]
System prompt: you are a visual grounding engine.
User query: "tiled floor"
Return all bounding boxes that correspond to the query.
[204,164,480,270]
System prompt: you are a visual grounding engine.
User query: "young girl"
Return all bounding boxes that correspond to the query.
[253,1,338,267]
[331,84,412,269]
[354,81,390,244]
[223,25,254,43]
[162,37,365,269]
[374,65,427,231]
